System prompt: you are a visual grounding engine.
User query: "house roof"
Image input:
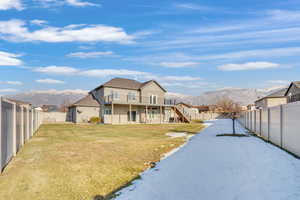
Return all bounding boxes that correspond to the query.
[91,78,166,92]
[255,88,287,102]
[285,81,300,96]
[70,94,99,107]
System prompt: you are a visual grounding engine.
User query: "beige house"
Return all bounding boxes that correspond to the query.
[255,88,287,109]
[89,78,189,124]
[68,94,100,123]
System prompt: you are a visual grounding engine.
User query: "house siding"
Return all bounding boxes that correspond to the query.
[68,106,100,123]
[140,81,165,104]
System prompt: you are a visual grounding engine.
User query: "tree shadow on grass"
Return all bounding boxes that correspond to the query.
[93,175,142,200]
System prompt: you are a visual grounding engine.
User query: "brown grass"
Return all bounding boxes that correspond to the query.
[0,123,203,200]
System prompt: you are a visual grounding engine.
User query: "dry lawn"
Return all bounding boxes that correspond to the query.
[0,123,203,200]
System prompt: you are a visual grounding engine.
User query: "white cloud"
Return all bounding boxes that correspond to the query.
[159,62,199,68]
[65,0,99,7]
[175,3,212,11]
[67,51,114,58]
[0,81,23,85]
[0,0,23,10]
[0,51,23,66]
[30,19,48,26]
[33,66,79,74]
[36,78,65,84]
[266,80,290,85]
[32,65,201,86]
[201,47,300,61]
[218,62,280,71]
[0,88,18,93]
[82,69,149,77]
[35,0,100,7]
[0,19,134,44]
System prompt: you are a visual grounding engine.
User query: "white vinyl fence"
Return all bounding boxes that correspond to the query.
[0,97,43,172]
[239,101,300,157]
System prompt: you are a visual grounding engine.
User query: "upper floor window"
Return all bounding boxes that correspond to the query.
[111,91,119,100]
[150,95,157,104]
[128,92,136,101]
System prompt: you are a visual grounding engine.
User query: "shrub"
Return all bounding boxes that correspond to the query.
[89,116,101,124]
[192,120,204,123]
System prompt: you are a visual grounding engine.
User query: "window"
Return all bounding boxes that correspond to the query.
[105,109,112,115]
[111,91,119,100]
[128,92,136,101]
[150,95,157,104]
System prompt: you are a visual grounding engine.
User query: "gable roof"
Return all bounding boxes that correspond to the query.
[285,81,300,96]
[70,94,100,107]
[91,78,166,92]
[255,88,287,102]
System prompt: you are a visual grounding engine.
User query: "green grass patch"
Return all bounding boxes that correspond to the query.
[0,123,203,200]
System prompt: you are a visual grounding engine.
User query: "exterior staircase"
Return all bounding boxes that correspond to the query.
[173,105,191,123]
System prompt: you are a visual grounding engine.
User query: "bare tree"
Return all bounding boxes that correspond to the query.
[216,98,242,134]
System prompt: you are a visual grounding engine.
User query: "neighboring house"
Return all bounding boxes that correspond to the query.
[193,105,210,113]
[285,81,300,103]
[255,88,288,109]
[247,104,256,110]
[67,94,100,123]
[89,78,185,124]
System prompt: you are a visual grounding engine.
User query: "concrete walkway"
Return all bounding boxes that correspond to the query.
[115,119,300,200]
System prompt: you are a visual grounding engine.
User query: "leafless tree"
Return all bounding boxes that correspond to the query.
[216,98,242,134]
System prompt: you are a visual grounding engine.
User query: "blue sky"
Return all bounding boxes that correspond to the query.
[0,0,300,95]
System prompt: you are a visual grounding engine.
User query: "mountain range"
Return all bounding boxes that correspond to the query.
[5,87,286,107]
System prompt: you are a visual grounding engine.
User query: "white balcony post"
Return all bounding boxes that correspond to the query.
[160,106,162,124]
[111,103,114,124]
[145,105,148,123]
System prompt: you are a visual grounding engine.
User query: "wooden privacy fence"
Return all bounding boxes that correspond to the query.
[0,97,43,172]
[239,101,300,157]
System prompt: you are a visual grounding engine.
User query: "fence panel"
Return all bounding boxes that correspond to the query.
[23,107,27,143]
[282,102,300,156]
[1,100,14,170]
[251,110,256,132]
[255,109,261,135]
[29,109,32,138]
[269,106,282,147]
[261,108,269,140]
[16,105,22,152]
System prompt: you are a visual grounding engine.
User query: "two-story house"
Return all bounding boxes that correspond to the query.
[89,78,188,124]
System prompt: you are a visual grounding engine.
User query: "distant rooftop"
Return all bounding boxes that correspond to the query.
[91,77,166,92]
[70,94,99,107]
[256,88,288,102]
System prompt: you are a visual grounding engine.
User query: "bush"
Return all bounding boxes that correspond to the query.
[192,120,204,124]
[89,116,101,124]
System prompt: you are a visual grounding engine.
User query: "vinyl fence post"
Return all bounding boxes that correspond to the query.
[12,102,17,156]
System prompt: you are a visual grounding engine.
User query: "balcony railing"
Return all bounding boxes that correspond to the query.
[288,93,300,103]
[103,94,177,105]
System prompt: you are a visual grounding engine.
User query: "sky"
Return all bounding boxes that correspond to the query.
[0,0,300,95]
